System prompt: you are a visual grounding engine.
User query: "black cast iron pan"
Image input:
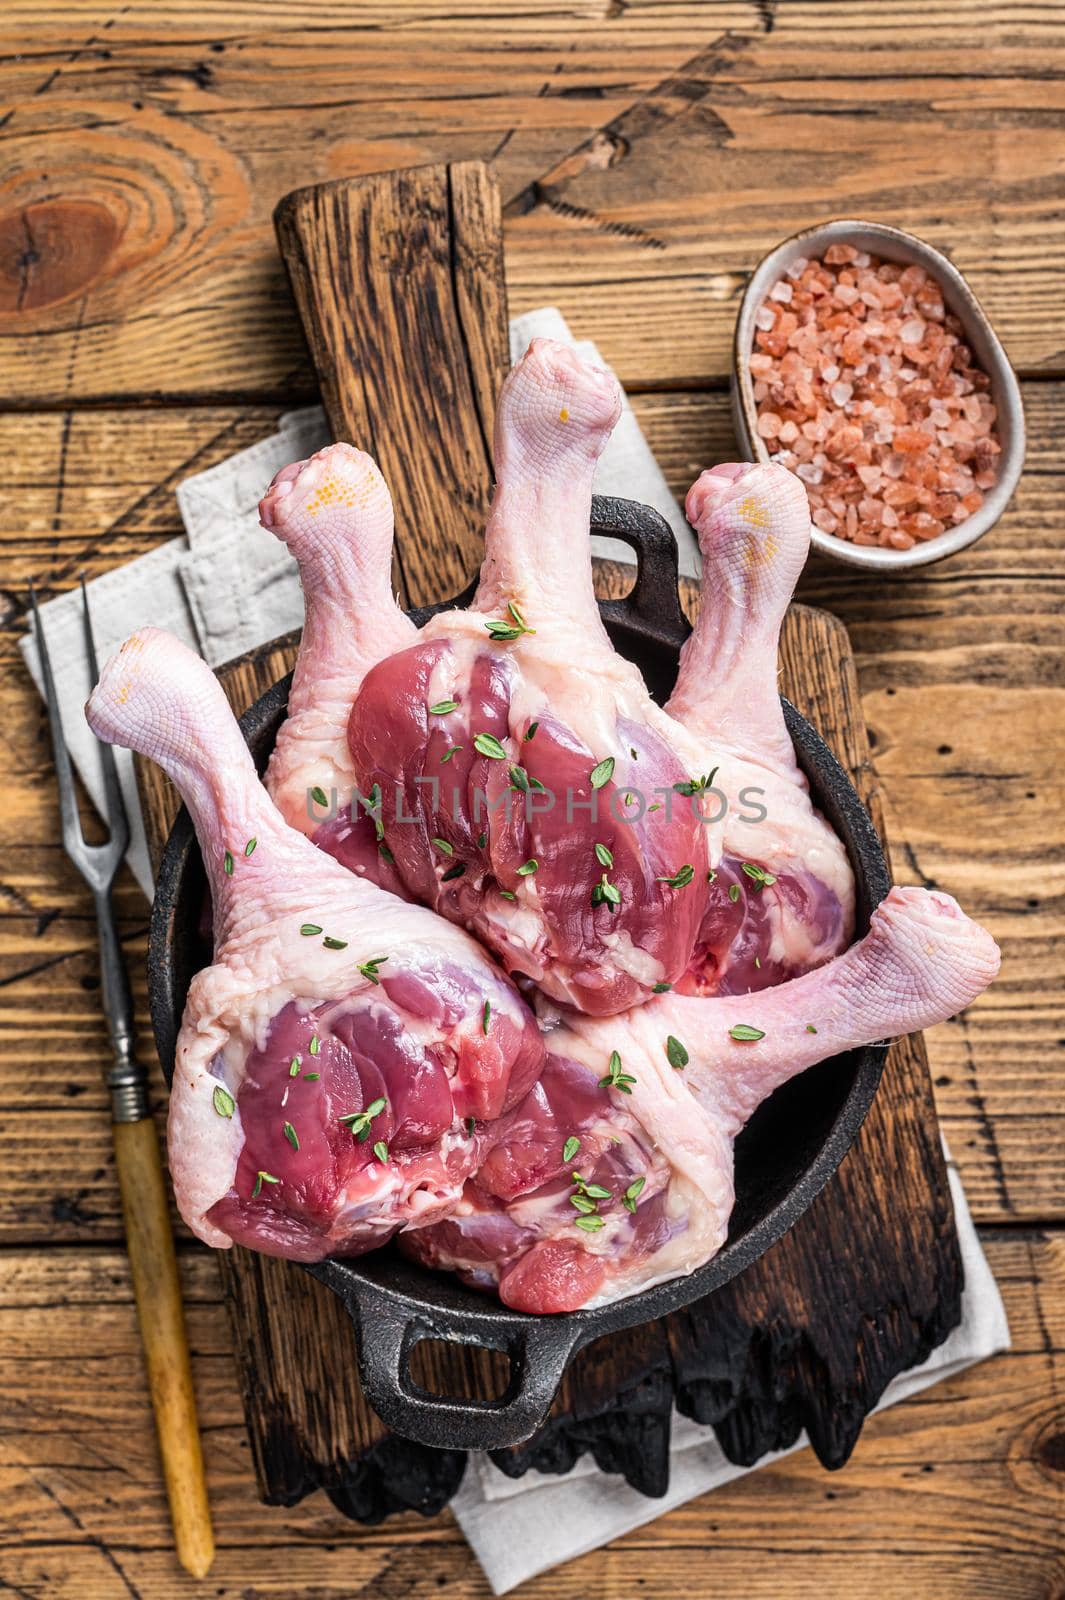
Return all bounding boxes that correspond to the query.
[149,496,890,1452]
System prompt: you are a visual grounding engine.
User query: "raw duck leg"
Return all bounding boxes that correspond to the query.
[347,338,714,1015]
[405,886,999,1312]
[86,628,544,1262]
[259,443,415,895]
[667,462,856,995]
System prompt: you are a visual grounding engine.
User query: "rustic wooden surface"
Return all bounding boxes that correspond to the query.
[1,3,1063,1595]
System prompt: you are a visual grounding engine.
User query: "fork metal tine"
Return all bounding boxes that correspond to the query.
[80,576,131,856]
[29,582,89,866]
[29,582,125,891]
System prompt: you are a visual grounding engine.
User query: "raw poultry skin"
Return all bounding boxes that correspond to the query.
[86,628,544,1262]
[404,886,1000,1312]
[668,460,855,996]
[261,339,854,1015]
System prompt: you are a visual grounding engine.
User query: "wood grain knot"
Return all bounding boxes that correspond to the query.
[0,201,118,315]
[1036,1430,1065,1474]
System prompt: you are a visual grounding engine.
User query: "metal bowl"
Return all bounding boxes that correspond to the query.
[732,219,1026,571]
[149,495,889,1451]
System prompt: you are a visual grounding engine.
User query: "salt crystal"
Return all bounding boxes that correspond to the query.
[770,280,794,304]
[757,411,782,439]
[796,463,823,484]
[830,381,853,406]
[899,318,925,345]
[824,243,857,265]
[755,306,776,332]
[822,363,840,383]
[778,420,800,443]
[786,256,809,279]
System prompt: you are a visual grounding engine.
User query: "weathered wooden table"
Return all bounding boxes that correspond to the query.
[1,5,1062,1596]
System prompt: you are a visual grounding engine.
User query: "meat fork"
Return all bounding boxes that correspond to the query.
[30,581,215,1580]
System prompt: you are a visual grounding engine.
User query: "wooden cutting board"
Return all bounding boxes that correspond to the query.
[137,161,963,1517]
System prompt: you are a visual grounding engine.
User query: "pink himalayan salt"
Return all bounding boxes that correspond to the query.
[749,247,1001,550]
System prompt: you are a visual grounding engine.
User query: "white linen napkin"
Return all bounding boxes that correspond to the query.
[18,309,1009,1591]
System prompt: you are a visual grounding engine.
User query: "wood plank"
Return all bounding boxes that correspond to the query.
[0,1,711,402]
[2,383,1060,1237]
[2,4,1065,401]
[274,161,509,603]
[0,1233,1058,1596]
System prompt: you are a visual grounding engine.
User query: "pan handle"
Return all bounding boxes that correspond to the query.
[334,1276,582,1451]
[590,494,692,648]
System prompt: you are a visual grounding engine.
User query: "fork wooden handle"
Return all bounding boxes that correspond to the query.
[113,1115,215,1579]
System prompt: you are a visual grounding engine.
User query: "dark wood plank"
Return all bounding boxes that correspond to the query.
[274,161,509,604]
[0,1234,1059,1597]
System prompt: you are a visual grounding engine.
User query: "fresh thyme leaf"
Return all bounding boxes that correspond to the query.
[340,1098,387,1141]
[599,1050,636,1093]
[289,1057,301,1078]
[594,842,614,868]
[323,936,348,950]
[477,831,488,849]
[357,956,388,983]
[652,981,672,994]
[741,862,778,889]
[473,732,507,760]
[212,1085,234,1118]
[622,1176,646,1215]
[379,842,395,863]
[252,1170,279,1199]
[304,1072,320,1082]
[373,1140,389,1164]
[754,955,761,969]
[309,1035,320,1056]
[574,1214,605,1232]
[729,1023,766,1043]
[728,883,741,903]
[498,888,517,900]
[223,850,234,875]
[244,837,257,856]
[440,745,463,763]
[466,1117,476,1137]
[441,860,467,882]
[509,764,530,793]
[482,1000,491,1035]
[300,923,323,937]
[310,786,329,808]
[666,1035,689,1069]
[431,836,454,856]
[583,1183,613,1201]
[283,1121,299,1151]
[428,699,458,715]
[707,869,717,883]
[562,1136,581,1163]
[524,722,539,742]
[570,1194,598,1215]
[484,603,535,642]
[647,802,662,812]
[806,1023,817,1034]
[589,756,615,790]
[516,858,538,876]
[657,864,694,889]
